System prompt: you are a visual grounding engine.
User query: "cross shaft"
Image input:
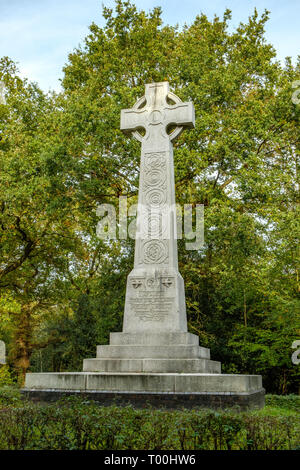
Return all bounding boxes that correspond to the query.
[121,81,195,332]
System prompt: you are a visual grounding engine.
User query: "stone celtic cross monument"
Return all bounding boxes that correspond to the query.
[24,82,264,409]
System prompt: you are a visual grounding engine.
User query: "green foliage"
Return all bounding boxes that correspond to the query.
[265,394,300,411]
[0,397,298,450]
[61,294,98,370]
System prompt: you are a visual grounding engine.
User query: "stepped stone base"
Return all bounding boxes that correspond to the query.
[23,331,265,409]
[82,331,220,373]
[24,372,262,394]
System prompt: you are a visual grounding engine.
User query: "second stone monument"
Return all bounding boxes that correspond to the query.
[0,340,5,365]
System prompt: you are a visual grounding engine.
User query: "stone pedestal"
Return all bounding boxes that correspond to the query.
[0,340,5,365]
[22,82,264,409]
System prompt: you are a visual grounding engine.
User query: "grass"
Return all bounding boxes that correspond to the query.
[253,405,298,417]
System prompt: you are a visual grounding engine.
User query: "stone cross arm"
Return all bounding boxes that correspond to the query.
[120,82,195,143]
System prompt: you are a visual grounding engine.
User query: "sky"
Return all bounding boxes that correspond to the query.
[0,0,299,92]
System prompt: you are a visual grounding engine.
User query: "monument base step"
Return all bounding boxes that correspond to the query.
[83,358,221,373]
[21,388,265,410]
[24,372,262,394]
[109,332,200,346]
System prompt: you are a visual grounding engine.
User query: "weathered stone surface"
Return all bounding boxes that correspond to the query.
[24,372,263,394]
[96,344,210,359]
[174,374,263,393]
[109,331,199,346]
[25,373,86,390]
[0,340,5,364]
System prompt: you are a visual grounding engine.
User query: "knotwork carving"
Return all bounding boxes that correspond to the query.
[141,240,168,264]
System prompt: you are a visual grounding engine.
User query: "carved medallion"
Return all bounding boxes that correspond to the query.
[144,152,166,169]
[142,240,168,264]
[144,168,165,187]
[145,188,166,206]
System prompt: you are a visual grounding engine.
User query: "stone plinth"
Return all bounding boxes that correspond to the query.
[25,372,263,394]
[23,330,264,410]
[22,328,264,409]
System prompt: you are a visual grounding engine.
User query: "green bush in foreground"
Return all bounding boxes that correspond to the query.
[0,385,22,408]
[0,366,14,388]
[0,392,299,450]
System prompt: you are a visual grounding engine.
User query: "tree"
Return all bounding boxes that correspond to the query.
[0,58,83,380]
[58,1,299,392]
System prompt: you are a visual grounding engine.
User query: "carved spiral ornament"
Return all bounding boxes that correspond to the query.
[145,188,166,206]
[145,152,166,169]
[142,240,168,264]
